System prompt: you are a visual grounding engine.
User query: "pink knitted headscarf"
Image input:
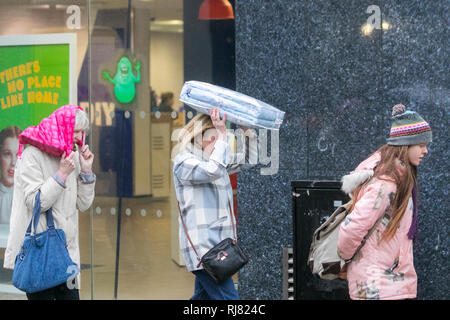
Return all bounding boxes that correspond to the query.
[17,105,85,159]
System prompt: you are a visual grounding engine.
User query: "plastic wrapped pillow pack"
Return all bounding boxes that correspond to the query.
[180,81,285,130]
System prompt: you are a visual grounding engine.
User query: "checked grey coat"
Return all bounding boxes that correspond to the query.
[173,132,257,272]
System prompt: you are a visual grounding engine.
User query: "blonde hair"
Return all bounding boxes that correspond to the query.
[74,109,90,132]
[178,113,214,151]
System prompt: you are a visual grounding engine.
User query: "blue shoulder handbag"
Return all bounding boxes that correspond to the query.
[12,190,80,293]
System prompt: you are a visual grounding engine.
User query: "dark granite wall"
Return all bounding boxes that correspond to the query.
[235,0,449,299]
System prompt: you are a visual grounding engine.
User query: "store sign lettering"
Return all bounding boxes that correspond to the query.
[80,101,115,127]
[66,5,81,30]
[0,60,61,110]
[366,5,381,30]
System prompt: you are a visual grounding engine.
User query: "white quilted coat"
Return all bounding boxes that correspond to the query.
[3,145,95,282]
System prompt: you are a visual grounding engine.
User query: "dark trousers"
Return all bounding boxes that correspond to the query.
[26,283,80,300]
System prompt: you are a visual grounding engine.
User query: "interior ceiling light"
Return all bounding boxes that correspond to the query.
[152,20,183,26]
[361,23,374,35]
[198,0,234,20]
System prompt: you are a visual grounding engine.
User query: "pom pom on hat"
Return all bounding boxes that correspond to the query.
[392,104,406,116]
[387,103,432,146]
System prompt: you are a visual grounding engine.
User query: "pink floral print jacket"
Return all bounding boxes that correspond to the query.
[338,152,417,300]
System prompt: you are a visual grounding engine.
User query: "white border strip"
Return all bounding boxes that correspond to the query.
[0,33,77,106]
[0,284,25,295]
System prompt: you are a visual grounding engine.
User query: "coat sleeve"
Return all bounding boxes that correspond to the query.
[76,173,96,212]
[337,179,396,260]
[20,149,65,212]
[173,140,229,185]
[226,129,258,175]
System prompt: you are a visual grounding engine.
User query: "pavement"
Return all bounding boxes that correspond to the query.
[0,292,26,300]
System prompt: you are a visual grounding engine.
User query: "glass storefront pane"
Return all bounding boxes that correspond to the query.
[0,0,90,299]
[0,0,238,300]
[85,0,192,299]
[0,0,194,300]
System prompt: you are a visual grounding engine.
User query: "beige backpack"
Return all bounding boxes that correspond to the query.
[307,201,383,280]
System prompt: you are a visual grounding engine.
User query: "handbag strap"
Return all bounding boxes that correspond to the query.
[25,190,55,236]
[178,199,237,267]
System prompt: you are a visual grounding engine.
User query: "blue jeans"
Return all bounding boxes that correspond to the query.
[191,270,240,300]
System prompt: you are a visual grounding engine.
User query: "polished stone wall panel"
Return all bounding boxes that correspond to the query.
[236,0,449,300]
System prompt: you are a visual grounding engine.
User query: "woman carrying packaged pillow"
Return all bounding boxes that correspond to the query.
[3,105,95,300]
[173,108,257,300]
[337,104,432,300]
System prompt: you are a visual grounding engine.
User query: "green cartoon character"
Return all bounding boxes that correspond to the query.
[103,57,140,103]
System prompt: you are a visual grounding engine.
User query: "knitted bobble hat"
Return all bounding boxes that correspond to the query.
[387,104,432,146]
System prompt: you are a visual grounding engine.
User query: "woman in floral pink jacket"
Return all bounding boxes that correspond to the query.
[337,104,432,300]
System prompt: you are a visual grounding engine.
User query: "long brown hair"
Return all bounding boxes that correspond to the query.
[0,126,21,150]
[349,144,417,242]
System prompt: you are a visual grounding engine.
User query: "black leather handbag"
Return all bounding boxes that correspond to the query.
[179,201,249,284]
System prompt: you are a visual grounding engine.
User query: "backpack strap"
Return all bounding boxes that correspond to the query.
[346,212,385,263]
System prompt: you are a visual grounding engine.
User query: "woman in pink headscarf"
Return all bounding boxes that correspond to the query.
[3,105,95,300]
